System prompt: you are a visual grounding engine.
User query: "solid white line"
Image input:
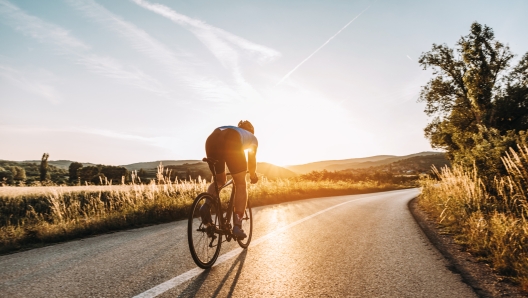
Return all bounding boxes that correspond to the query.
[133,191,402,298]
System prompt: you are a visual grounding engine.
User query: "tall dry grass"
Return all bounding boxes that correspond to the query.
[0,165,406,253]
[419,145,528,288]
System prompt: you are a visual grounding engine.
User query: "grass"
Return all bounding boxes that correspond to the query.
[0,166,408,254]
[419,145,528,289]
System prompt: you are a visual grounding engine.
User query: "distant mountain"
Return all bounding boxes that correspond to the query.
[4,151,446,182]
[286,152,443,174]
[256,162,297,179]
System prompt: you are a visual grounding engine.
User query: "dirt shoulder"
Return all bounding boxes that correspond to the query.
[408,197,525,298]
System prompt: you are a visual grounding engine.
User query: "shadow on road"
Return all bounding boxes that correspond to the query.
[178,250,248,297]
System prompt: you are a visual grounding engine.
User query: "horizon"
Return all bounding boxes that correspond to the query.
[1,0,527,166]
[3,150,442,167]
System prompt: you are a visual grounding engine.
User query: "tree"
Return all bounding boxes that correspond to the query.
[10,166,26,182]
[39,153,50,182]
[0,167,12,185]
[79,166,99,184]
[137,168,148,182]
[68,162,83,183]
[419,22,528,178]
[100,166,128,183]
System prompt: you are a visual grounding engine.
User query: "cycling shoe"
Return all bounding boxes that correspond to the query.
[232,225,247,239]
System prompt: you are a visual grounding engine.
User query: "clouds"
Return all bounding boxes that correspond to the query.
[65,0,234,102]
[0,124,173,148]
[0,0,169,98]
[0,64,61,104]
[130,0,281,96]
[0,0,283,103]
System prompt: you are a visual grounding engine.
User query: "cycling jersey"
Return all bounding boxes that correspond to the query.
[218,126,258,151]
[205,126,258,175]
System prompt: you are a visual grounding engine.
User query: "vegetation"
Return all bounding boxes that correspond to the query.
[420,150,528,288]
[68,162,83,183]
[40,153,49,182]
[300,153,449,185]
[418,22,528,289]
[0,160,68,186]
[419,22,528,180]
[0,165,408,254]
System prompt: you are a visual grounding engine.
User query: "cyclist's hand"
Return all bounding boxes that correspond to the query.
[250,173,258,184]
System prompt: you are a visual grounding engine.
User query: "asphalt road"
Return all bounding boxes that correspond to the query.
[0,189,477,297]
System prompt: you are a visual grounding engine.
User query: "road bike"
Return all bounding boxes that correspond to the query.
[187,158,253,269]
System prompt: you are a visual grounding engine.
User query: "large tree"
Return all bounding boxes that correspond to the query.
[100,165,128,183]
[39,153,50,182]
[68,162,83,183]
[419,22,528,177]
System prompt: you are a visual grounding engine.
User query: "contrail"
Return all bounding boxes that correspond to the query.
[276,5,372,86]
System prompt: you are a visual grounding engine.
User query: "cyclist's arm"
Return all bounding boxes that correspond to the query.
[247,146,257,176]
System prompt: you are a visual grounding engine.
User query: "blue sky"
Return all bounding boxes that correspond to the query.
[1,0,527,166]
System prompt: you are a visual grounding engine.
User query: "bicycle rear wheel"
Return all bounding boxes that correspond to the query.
[188,193,222,269]
[237,199,253,248]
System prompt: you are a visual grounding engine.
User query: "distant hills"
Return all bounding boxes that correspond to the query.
[285,152,446,174]
[5,151,447,182]
[123,160,201,171]
[8,159,296,181]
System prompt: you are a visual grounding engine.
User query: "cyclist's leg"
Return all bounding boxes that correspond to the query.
[222,129,247,217]
[207,172,226,196]
[205,128,227,197]
[203,129,227,224]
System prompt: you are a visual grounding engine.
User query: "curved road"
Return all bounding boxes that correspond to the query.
[0,189,476,297]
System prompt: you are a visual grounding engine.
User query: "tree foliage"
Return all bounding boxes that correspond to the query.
[100,166,128,183]
[68,162,83,183]
[419,22,528,178]
[40,153,50,182]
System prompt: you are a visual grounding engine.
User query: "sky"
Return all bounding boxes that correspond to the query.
[1,0,527,166]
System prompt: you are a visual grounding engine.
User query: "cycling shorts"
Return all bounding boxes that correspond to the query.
[205,128,247,175]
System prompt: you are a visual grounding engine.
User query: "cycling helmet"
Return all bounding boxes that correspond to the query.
[238,120,254,134]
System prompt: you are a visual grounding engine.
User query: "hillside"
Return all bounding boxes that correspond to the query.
[287,152,443,174]
[255,162,297,179]
[157,161,296,181]
[3,158,295,182]
[21,160,97,170]
[123,160,201,171]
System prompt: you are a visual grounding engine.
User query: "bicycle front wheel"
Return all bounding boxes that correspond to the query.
[237,199,253,248]
[188,193,222,269]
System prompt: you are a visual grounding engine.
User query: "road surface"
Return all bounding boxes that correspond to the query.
[0,189,476,297]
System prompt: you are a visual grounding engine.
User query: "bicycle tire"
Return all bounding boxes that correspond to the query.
[237,199,253,248]
[188,193,222,269]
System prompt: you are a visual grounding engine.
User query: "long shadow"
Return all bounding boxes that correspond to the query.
[177,250,247,297]
[177,269,211,298]
[211,250,247,297]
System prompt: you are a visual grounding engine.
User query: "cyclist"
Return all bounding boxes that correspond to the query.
[201,120,258,239]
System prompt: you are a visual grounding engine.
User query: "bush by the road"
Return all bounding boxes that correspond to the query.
[419,146,528,289]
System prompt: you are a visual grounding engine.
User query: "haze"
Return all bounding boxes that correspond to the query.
[1,0,527,166]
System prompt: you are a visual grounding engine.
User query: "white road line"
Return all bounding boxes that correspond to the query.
[133,191,408,298]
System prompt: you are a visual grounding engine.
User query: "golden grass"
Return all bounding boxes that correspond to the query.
[419,145,528,289]
[0,166,407,254]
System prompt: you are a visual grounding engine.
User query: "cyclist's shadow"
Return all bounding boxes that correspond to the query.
[178,250,248,297]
